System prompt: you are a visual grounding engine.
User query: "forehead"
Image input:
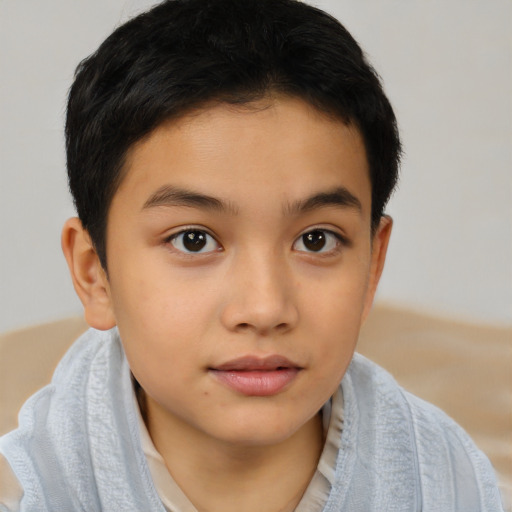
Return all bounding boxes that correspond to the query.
[114,96,371,218]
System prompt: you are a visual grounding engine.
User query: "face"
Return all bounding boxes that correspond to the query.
[101,97,389,447]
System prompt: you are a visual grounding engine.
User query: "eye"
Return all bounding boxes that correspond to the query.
[168,229,220,254]
[293,229,343,254]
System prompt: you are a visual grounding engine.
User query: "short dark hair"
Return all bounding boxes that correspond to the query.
[66,0,401,269]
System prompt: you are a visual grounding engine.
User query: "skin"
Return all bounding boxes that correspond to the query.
[62,96,392,512]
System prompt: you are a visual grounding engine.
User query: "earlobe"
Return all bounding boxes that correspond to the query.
[361,215,393,323]
[61,218,116,330]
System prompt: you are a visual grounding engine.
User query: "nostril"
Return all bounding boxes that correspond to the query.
[234,321,291,333]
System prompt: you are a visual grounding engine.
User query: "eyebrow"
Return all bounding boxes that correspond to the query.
[142,185,238,214]
[142,184,362,216]
[285,187,363,216]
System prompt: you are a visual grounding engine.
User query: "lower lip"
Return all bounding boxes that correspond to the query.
[210,368,300,396]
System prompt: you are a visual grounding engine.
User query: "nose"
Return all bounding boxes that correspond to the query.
[220,251,299,335]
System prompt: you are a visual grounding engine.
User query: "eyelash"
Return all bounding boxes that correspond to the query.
[165,228,221,255]
[292,229,347,255]
[164,227,348,256]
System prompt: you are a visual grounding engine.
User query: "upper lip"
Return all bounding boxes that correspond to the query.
[211,355,300,372]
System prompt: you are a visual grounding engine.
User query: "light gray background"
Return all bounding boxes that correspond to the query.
[1,0,511,333]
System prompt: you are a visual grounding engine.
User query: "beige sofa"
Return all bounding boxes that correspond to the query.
[1,304,510,505]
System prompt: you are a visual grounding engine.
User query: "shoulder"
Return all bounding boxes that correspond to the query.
[0,453,23,511]
[402,390,503,509]
[341,353,503,510]
[0,328,125,510]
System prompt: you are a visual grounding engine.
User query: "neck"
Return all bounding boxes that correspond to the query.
[143,394,324,512]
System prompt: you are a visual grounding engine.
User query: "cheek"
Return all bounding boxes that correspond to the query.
[303,262,370,361]
[306,259,371,321]
[111,255,219,330]
[107,270,217,383]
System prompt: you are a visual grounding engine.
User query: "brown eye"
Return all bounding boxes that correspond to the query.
[293,229,342,254]
[183,230,207,251]
[170,229,219,253]
[303,230,326,251]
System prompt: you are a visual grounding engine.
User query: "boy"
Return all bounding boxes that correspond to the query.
[0,0,503,510]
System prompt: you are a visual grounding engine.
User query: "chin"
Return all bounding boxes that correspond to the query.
[208,409,315,448]
[216,428,297,448]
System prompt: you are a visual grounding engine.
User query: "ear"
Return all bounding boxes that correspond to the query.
[61,217,116,330]
[361,215,393,323]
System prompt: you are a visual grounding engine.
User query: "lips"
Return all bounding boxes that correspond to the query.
[209,355,301,396]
